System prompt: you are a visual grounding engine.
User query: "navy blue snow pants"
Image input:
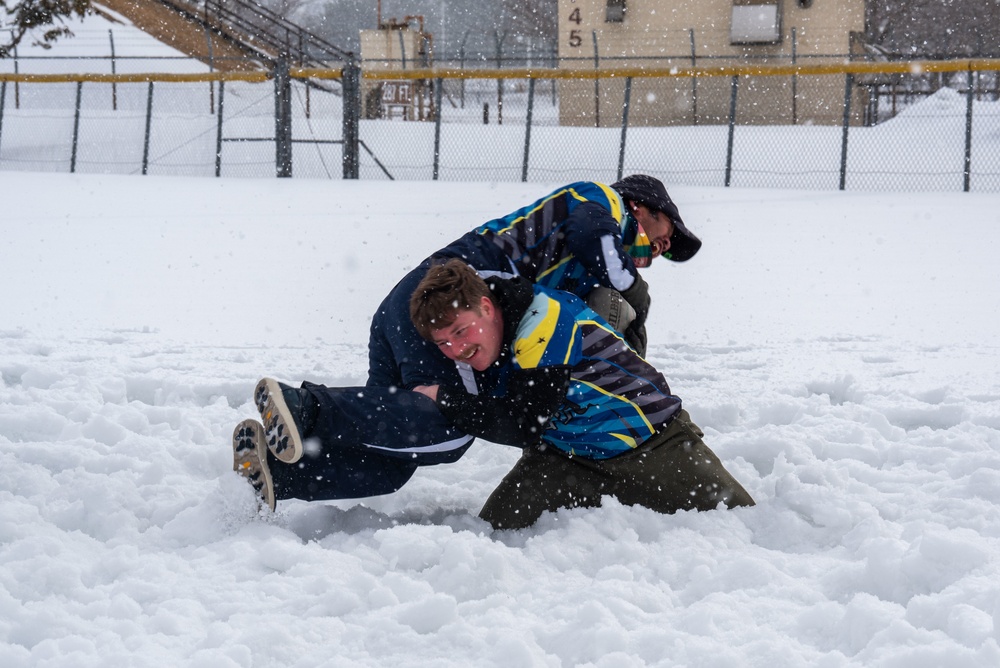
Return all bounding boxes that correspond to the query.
[268,382,474,502]
[269,256,509,504]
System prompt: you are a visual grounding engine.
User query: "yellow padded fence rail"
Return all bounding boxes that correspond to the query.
[353,59,1000,81]
[0,71,271,83]
[3,59,1000,84]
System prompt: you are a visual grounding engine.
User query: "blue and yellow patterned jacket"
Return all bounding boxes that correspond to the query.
[437,277,681,460]
[470,181,647,297]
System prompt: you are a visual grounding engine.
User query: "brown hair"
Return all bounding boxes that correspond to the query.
[409,259,492,340]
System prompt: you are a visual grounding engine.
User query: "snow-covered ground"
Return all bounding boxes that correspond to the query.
[3,171,1000,666]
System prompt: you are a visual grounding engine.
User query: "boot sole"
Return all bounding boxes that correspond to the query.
[254,377,305,464]
[232,418,276,512]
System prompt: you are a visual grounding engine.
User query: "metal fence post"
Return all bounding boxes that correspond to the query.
[0,81,6,159]
[550,44,557,107]
[215,79,225,177]
[617,76,632,182]
[839,73,853,191]
[13,45,19,109]
[459,33,468,108]
[71,81,83,174]
[494,30,505,125]
[205,25,216,114]
[725,75,738,187]
[592,31,600,127]
[108,29,118,111]
[302,30,311,119]
[433,77,443,180]
[274,58,293,178]
[341,58,361,179]
[521,77,536,182]
[964,69,974,192]
[689,29,698,124]
[791,27,798,125]
[142,81,154,175]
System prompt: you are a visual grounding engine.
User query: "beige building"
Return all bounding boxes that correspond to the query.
[360,25,433,119]
[557,0,867,126]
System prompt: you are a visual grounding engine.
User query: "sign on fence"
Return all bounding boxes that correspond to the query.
[381,80,412,119]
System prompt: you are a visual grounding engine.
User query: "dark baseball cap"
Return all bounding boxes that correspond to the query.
[611,174,702,262]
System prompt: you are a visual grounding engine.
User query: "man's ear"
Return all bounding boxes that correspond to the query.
[479,295,495,318]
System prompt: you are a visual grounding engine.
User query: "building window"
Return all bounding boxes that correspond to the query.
[606,0,626,23]
[731,3,782,44]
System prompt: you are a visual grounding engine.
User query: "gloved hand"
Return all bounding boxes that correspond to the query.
[620,274,650,356]
[624,321,648,357]
[621,274,650,325]
[621,274,650,329]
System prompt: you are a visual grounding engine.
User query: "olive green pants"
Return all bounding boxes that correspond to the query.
[479,410,755,530]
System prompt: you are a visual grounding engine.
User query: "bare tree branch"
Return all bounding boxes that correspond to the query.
[1,0,91,57]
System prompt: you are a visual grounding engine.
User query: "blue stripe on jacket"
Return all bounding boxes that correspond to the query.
[511,286,681,459]
[473,181,640,297]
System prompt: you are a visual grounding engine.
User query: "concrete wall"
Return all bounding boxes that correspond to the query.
[557,0,867,126]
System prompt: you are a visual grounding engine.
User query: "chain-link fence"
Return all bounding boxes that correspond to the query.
[2,58,999,191]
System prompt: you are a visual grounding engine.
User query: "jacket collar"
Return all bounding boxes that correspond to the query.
[484,275,535,366]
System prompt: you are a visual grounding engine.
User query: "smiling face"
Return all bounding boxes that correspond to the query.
[630,202,676,259]
[429,296,504,371]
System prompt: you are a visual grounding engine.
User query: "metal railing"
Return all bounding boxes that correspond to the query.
[197,0,352,65]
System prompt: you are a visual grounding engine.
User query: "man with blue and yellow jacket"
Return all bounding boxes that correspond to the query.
[408,259,754,530]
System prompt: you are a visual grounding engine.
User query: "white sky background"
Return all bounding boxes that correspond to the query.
[3,10,1000,668]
